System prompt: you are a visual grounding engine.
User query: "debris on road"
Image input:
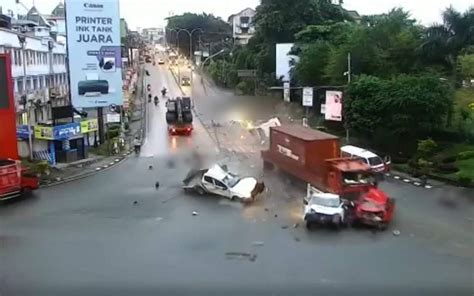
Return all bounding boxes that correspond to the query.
[274,214,278,218]
[293,223,299,229]
[392,230,401,236]
[251,241,264,246]
[281,225,289,229]
[264,208,269,212]
[149,165,153,170]
[155,181,160,189]
[294,237,301,242]
[133,201,138,205]
[225,252,257,262]
[192,211,199,216]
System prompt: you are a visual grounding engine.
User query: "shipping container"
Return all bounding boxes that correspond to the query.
[262,125,376,195]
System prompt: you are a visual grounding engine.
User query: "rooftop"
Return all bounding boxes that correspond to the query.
[271,125,339,141]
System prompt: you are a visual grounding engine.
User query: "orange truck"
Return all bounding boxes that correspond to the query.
[0,159,39,201]
[261,125,395,229]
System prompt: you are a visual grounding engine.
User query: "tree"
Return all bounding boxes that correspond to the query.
[421,7,474,75]
[254,0,346,44]
[166,13,231,56]
[346,74,452,151]
[458,54,474,84]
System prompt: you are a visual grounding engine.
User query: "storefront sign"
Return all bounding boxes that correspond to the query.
[81,119,99,133]
[66,0,123,108]
[34,123,82,140]
[34,126,54,140]
[283,82,290,102]
[302,87,313,107]
[17,125,32,139]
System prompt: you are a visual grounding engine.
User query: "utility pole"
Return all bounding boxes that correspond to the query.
[345,52,352,144]
[18,34,33,160]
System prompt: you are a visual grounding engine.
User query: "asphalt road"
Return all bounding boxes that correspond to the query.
[0,61,472,296]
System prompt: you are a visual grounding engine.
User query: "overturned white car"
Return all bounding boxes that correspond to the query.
[183,164,265,203]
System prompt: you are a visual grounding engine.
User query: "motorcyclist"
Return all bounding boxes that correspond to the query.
[154,95,159,106]
[161,87,167,97]
[148,93,152,103]
[133,136,141,154]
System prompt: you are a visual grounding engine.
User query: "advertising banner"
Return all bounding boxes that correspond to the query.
[34,126,54,140]
[35,123,82,140]
[276,43,296,81]
[66,0,123,108]
[80,119,99,133]
[106,113,121,123]
[17,125,32,139]
[325,91,343,122]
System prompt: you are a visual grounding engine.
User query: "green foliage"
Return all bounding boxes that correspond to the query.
[457,54,474,83]
[293,42,331,85]
[417,139,438,159]
[457,172,472,186]
[236,81,255,95]
[166,13,231,55]
[457,151,474,160]
[346,74,452,149]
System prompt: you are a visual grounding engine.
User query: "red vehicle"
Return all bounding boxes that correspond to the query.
[166,97,193,136]
[350,188,396,230]
[262,125,395,228]
[262,125,379,198]
[0,159,39,201]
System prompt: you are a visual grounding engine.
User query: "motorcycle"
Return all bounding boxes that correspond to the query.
[154,96,159,106]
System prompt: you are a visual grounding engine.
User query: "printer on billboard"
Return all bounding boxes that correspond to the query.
[78,73,109,96]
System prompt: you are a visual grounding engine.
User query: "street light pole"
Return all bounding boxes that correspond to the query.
[18,34,33,160]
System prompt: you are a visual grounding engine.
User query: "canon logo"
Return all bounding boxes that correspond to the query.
[83,3,103,9]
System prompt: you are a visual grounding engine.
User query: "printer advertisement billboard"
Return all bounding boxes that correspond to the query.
[66,0,123,108]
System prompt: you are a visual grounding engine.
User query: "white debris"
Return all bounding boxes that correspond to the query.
[192,211,199,216]
[392,230,401,236]
[252,241,264,246]
[425,185,433,189]
[95,168,101,171]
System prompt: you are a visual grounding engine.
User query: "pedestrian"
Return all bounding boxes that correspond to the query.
[133,136,141,155]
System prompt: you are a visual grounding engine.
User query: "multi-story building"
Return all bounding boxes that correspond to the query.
[228,8,256,45]
[0,3,69,161]
[142,27,165,45]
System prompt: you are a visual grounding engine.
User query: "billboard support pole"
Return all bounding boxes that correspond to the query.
[98,107,105,145]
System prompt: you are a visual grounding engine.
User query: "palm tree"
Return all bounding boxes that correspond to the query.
[421,6,474,73]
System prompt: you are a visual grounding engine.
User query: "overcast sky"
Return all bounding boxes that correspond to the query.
[29,0,472,29]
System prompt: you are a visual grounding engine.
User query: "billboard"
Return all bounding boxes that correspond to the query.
[325,91,343,122]
[276,43,297,81]
[66,0,123,108]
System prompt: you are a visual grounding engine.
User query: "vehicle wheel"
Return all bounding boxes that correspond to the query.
[194,186,205,196]
[306,221,312,230]
[231,196,239,201]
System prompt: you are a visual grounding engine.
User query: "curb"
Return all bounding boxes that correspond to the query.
[39,150,135,189]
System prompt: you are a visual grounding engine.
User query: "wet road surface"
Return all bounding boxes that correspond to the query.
[0,61,472,296]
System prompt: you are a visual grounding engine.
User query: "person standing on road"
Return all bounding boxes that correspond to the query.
[133,136,141,155]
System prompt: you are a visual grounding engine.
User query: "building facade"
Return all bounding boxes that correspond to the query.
[228,8,256,45]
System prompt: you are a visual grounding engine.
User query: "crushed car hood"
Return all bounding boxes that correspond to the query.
[308,205,343,216]
[231,177,257,199]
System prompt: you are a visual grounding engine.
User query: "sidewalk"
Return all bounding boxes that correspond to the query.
[38,67,146,187]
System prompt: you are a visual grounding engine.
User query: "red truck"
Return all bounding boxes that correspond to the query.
[261,125,395,229]
[0,159,39,201]
[166,97,193,136]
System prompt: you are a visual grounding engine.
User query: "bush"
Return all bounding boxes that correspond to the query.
[457,173,472,186]
[436,163,459,173]
[457,151,474,160]
[442,155,457,163]
[417,139,438,159]
[236,81,254,95]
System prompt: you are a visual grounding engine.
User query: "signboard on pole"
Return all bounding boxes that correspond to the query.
[66,0,123,108]
[106,113,121,123]
[302,87,313,107]
[325,91,343,121]
[283,82,290,102]
[320,104,326,114]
